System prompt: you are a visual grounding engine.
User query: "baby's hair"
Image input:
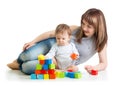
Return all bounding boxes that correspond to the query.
[55,24,71,36]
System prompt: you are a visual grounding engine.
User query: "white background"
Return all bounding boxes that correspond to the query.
[0,0,120,86]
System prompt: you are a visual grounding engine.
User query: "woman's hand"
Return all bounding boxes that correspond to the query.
[23,41,35,51]
[84,65,94,74]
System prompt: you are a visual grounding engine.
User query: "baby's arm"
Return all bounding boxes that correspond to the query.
[52,57,58,69]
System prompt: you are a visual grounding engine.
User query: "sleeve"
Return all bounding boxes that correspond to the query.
[45,43,57,59]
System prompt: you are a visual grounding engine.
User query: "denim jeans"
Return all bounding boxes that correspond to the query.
[17,38,56,74]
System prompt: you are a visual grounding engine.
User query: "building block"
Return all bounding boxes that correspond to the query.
[49,64,55,69]
[30,74,37,79]
[49,74,56,79]
[37,74,44,79]
[35,70,41,74]
[70,53,78,60]
[39,60,45,65]
[44,74,49,79]
[45,59,52,64]
[56,71,65,78]
[36,64,42,70]
[91,70,98,75]
[42,64,48,70]
[74,72,82,78]
[38,54,45,60]
[67,72,75,78]
[40,70,48,74]
[48,69,55,74]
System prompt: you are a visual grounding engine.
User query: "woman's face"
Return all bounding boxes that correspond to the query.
[81,20,95,37]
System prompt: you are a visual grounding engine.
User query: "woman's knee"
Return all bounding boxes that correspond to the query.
[21,60,39,75]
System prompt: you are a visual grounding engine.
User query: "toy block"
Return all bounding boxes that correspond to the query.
[30,74,37,79]
[45,59,52,64]
[74,72,82,78]
[57,71,65,78]
[40,70,47,74]
[56,71,60,77]
[38,54,45,60]
[37,74,44,79]
[91,70,98,75]
[35,70,41,74]
[70,53,78,60]
[48,69,55,74]
[44,74,49,79]
[49,64,55,69]
[39,60,45,65]
[42,64,48,70]
[36,64,42,70]
[67,72,75,78]
[49,74,56,79]
[67,69,73,72]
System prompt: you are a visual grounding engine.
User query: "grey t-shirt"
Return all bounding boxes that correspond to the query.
[71,28,97,65]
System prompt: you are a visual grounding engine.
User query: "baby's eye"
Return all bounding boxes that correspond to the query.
[57,38,60,40]
[62,38,65,40]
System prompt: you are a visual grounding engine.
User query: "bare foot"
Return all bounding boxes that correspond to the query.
[7,60,19,70]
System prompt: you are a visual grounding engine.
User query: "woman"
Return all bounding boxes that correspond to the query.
[7,8,108,75]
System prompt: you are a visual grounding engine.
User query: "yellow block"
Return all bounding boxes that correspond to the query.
[44,74,49,79]
[38,54,45,60]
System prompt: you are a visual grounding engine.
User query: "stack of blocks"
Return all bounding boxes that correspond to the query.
[30,54,82,80]
[31,54,56,79]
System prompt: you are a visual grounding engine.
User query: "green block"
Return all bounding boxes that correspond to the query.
[59,72,65,78]
[74,72,82,78]
[36,64,42,70]
[49,64,55,69]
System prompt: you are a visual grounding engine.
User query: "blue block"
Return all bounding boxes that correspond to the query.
[45,59,52,64]
[67,72,75,78]
[37,74,44,79]
[42,64,48,70]
[30,74,37,79]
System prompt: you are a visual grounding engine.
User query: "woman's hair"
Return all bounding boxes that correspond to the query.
[55,24,71,36]
[76,8,108,52]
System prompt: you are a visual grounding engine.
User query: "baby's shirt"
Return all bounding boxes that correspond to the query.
[45,42,79,70]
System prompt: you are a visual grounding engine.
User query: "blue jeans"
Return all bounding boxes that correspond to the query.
[17,38,56,74]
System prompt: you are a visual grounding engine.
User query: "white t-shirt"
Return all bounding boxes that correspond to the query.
[45,42,79,70]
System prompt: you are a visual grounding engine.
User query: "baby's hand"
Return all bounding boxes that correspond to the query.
[70,53,78,60]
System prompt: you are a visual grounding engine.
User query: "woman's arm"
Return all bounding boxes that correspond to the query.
[70,25,79,32]
[85,44,107,73]
[32,30,55,43]
[94,44,107,71]
[23,25,78,50]
[23,30,55,50]
[32,25,78,43]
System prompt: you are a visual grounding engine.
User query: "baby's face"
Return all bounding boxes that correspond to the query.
[56,31,70,46]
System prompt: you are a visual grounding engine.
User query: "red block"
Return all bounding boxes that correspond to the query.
[35,70,41,74]
[49,74,56,79]
[48,69,55,74]
[40,70,47,74]
[39,60,45,65]
[67,69,73,72]
[91,70,98,75]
